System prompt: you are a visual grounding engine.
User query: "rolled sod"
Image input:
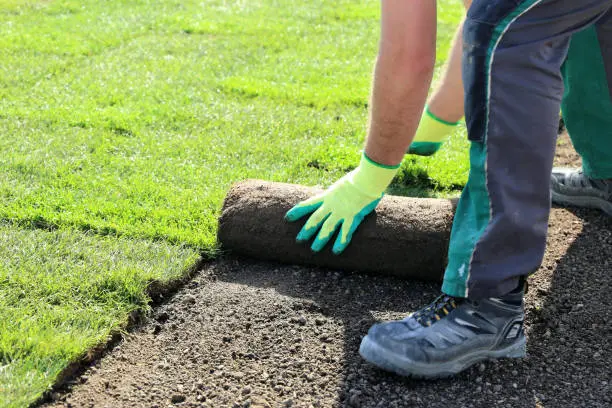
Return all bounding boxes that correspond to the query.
[218,180,456,281]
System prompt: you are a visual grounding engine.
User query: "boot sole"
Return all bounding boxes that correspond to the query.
[551,190,612,217]
[359,335,526,380]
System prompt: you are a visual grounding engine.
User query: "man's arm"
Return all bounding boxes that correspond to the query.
[365,0,437,166]
[285,0,437,254]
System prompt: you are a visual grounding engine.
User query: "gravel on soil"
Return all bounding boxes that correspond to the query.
[43,135,611,408]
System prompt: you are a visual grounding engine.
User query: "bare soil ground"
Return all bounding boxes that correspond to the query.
[44,135,611,408]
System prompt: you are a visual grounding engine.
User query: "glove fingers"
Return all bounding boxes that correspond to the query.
[332,197,381,255]
[285,195,324,222]
[296,205,330,242]
[311,215,343,252]
[332,220,356,255]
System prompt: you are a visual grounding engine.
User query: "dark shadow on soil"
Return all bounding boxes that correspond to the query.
[213,206,610,408]
[524,207,611,407]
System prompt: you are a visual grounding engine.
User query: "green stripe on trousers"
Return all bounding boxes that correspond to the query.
[442,0,541,298]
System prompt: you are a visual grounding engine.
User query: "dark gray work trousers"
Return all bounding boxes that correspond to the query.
[443,0,612,298]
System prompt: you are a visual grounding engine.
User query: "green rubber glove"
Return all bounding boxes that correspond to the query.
[285,153,400,254]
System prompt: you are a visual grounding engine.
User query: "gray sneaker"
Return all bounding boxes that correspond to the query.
[551,168,612,216]
[359,290,526,379]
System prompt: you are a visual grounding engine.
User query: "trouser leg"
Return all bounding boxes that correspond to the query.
[562,10,612,179]
[443,0,612,298]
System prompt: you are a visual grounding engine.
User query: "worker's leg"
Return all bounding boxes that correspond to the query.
[552,11,612,215]
[360,0,612,379]
[443,0,612,298]
[408,0,471,156]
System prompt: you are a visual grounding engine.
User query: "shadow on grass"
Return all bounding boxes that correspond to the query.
[388,162,464,198]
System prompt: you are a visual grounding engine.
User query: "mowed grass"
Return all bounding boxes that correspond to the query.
[1,0,468,249]
[0,225,200,407]
[0,0,466,405]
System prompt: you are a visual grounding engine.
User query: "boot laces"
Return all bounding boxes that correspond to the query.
[567,170,612,193]
[412,295,460,327]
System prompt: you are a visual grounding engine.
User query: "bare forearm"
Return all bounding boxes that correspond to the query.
[427,18,465,123]
[364,0,437,166]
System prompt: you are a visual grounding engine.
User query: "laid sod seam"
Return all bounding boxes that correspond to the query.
[31,255,208,407]
[0,225,201,408]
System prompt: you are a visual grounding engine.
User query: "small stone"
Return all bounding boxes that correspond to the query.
[511,370,518,376]
[348,392,361,406]
[171,394,186,404]
[242,386,252,395]
[155,312,170,323]
[478,363,486,372]
[315,318,325,326]
[223,336,233,343]
[297,316,307,326]
[493,385,502,392]
[593,351,601,359]
[183,294,197,305]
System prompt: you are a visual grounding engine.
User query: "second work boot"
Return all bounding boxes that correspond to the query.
[551,168,612,217]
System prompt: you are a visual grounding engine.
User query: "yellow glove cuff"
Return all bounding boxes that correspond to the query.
[413,106,460,143]
[350,153,400,198]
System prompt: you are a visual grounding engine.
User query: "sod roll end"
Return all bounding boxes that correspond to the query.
[218,180,455,281]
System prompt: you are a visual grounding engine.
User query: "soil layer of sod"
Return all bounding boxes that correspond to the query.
[44,137,611,407]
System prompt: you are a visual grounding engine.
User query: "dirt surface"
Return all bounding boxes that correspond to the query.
[45,135,611,408]
[554,132,582,168]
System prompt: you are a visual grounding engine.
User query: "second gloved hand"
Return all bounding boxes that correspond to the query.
[285,153,400,254]
[407,105,460,156]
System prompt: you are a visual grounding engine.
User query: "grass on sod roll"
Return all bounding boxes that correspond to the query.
[0,0,466,405]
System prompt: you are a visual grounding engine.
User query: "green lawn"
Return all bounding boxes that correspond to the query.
[0,225,200,407]
[0,0,466,406]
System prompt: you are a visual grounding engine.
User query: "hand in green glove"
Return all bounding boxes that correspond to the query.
[407,105,460,156]
[285,153,400,254]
